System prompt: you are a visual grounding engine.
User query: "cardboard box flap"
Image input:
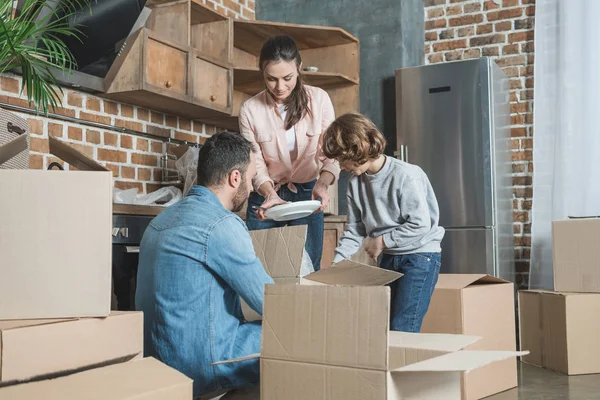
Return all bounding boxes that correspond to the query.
[0,357,192,399]
[250,225,308,278]
[48,134,109,171]
[389,332,481,370]
[519,289,585,297]
[0,317,75,331]
[303,260,402,286]
[395,350,528,373]
[0,134,27,165]
[434,274,509,289]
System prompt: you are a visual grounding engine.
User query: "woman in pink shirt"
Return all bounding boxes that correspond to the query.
[239,35,340,270]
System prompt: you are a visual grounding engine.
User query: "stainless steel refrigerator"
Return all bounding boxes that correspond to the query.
[395,58,514,280]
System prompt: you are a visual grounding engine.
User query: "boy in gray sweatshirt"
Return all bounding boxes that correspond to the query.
[323,113,445,333]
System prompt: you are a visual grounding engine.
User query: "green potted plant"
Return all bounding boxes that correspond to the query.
[0,0,90,114]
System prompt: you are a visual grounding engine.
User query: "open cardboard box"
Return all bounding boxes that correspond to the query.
[0,135,112,319]
[221,262,527,399]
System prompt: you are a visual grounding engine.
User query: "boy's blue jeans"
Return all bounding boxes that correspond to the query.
[380,252,441,332]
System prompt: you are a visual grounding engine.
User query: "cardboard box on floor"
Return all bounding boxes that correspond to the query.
[519,290,600,375]
[420,274,517,400]
[221,262,525,400]
[0,135,112,319]
[0,357,192,400]
[0,311,143,386]
[553,217,600,293]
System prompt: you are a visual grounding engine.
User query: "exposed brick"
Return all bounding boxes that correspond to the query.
[427,7,445,18]
[54,107,76,118]
[29,154,43,169]
[513,163,526,173]
[433,39,468,52]
[137,138,149,152]
[147,125,171,138]
[426,19,447,30]
[512,150,533,161]
[521,0,535,3]
[138,167,152,181]
[137,108,150,121]
[105,163,120,177]
[511,127,527,137]
[67,92,83,107]
[464,48,481,59]
[449,14,483,27]
[68,126,83,141]
[104,132,118,147]
[483,47,500,57]
[503,44,520,55]
[502,0,518,6]
[525,77,534,89]
[521,199,533,210]
[511,103,529,113]
[193,121,204,134]
[524,223,532,234]
[175,131,198,143]
[98,148,127,163]
[514,18,534,30]
[121,104,134,118]
[179,118,192,131]
[450,0,469,2]
[199,135,208,144]
[428,53,444,63]
[153,168,163,182]
[426,31,438,42]
[241,6,254,19]
[484,0,500,10]
[511,114,524,125]
[151,111,164,124]
[470,34,505,46]
[520,89,534,100]
[83,98,100,112]
[527,53,535,64]
[122,166,136,179]
[114,181,144,192]
[425,44,431,55]
[511,139,520,150]
[439,29,455,40]
[513,199,519,209]
[206,125,217,135]
[131,153,158,167]
[514,236,531,246]
[502,66,520,77]
[515,260,530,274]
[525,5,535,16]
[151,141,164,153]
[45,157,64,170]
[447,5,462,16]
[445,50,463,62]
[165,115,178,128]
[509,31,534,43]
[513,176,532,186]
[104,101,119,115]
[30,137,49,153]
[80,112,111,125]
[524,113,534,124]
[28,119,43,135]
[223,0,241,13]
[1,76,20,93]
[464,2,482,13]
[86,129,101,144]
[425,0,446,6]
[521,65,535,76]
[115,119,144,132]
[522,248,531,259]
[521,41,534,53]
[513,211,529,222]
[487,8,523,22]
[509,92,518,102]
[496,55,527,67]
[48,122,64,138]
[458,26,475,37]
[120,135,134,149]
[495,21,512,31]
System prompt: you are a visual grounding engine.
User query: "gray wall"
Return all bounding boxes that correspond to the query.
[257,0,424,213]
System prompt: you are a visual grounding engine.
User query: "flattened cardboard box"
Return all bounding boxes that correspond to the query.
[421,274,517,400]
[0,135,112,319]
[0,357,193,400]
[553,218,600,292]
[519,290,600,375]
[0,311,143,385]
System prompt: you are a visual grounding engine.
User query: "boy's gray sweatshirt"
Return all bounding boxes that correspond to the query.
[333,156,445,263]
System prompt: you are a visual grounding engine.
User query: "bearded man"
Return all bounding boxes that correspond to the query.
[136,131,273,399]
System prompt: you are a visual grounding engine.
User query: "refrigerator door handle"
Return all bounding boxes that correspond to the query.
[405,146,408,163]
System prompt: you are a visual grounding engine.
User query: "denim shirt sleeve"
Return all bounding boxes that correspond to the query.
[207,215,274,315]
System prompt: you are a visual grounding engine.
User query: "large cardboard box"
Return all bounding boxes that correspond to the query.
[223,263,525,400]
[553,217,600,292]
[0,135,112,319]
[519,290,600,375]
[0,357,192,399]
[421,274,517,400]
[0,311,143,386]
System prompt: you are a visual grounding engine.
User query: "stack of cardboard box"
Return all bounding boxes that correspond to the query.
[519,217,600,375]
[0,134,192,398]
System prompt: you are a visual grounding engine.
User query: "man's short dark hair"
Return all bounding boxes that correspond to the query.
[197,131,253,188]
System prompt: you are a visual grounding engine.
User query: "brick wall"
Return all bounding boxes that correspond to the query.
[424,0,534,288]
[1,0,253,195]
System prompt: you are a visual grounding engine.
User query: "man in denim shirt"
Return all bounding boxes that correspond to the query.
[136,132,273,399]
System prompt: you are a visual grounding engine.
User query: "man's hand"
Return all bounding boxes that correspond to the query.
[364,236,386,261]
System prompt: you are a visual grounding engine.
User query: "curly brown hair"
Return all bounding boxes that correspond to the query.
[322,113,387,164]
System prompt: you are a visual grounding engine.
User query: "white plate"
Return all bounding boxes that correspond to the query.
[264,200,322,221]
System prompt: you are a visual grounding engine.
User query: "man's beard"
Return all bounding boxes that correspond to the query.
[232,177,249,213]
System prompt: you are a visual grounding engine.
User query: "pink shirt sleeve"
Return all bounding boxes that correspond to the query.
[238,103,274,192]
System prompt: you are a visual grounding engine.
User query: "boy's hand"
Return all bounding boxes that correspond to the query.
[364,236,386,261]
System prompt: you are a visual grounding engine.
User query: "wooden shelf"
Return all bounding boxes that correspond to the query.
[234,68,358,96]
[190,0,227,24]
[233,20,358,56]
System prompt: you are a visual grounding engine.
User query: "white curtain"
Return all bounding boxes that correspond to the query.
[529,0,600,289]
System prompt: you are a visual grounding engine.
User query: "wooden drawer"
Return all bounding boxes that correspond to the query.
[191,51,232,113]
[145,37,189,96]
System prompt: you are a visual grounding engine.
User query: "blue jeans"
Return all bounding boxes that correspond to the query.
[246,179,324,271]
[380,253,441,332]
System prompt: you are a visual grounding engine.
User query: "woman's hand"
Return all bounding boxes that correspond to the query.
[312,171,335,213]
[256,191,287,221]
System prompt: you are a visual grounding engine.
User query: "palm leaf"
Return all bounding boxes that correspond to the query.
[0,0,91,114]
